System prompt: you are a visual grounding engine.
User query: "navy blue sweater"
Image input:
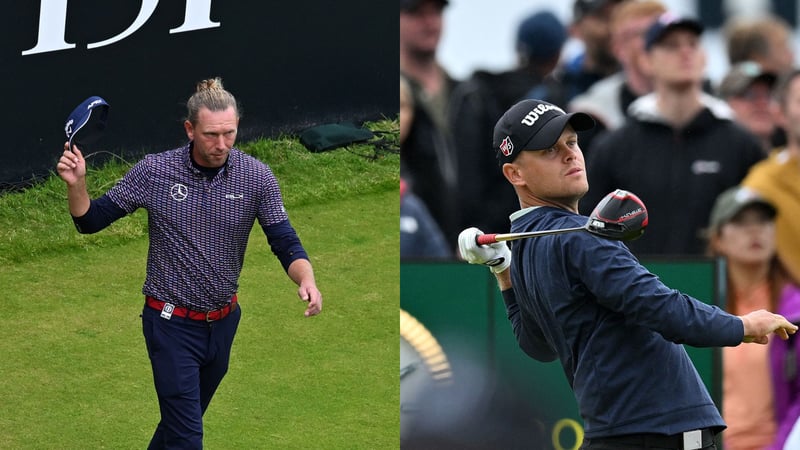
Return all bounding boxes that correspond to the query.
[505,206,743,438]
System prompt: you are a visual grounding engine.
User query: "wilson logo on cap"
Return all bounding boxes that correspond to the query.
[521,103,564,126]
[500,136,514,156]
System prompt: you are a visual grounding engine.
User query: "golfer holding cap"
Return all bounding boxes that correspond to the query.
[458,98,797,449]
[56,77,322,448]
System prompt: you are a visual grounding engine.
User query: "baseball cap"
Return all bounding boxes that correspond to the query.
[573,0,623,22]
[400,0,448,12]
[493,99,595,166]
[644,12,704,51]
[517,11,567,62]
[64,96,109,149]
[717,61,777,99]
[709,186,776,232]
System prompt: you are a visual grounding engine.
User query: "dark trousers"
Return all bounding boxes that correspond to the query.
[581,442,717,450]
[580,429,717,450]
[141,303,241,449]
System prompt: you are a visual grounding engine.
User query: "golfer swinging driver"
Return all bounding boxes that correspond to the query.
[458,99,797,450]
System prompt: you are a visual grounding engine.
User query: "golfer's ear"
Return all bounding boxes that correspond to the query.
[184,120,194,140]
[502,163,524,186]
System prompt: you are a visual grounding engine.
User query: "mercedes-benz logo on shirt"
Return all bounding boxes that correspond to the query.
[170,183,188,201]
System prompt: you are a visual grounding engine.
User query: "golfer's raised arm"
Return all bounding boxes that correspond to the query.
[56,144,90,217]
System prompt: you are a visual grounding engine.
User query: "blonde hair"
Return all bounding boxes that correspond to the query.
[186,77,239,125]
[610,0,667,33]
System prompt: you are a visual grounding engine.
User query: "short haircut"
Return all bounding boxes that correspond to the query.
[725,15,791,65]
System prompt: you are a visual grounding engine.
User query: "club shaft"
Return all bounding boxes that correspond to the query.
[476,227,586,245]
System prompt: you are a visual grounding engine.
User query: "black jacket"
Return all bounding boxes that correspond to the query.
[580,93,765,256]
[401,72,460,248]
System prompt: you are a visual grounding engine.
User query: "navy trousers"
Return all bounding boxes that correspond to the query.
[141,302,241,449]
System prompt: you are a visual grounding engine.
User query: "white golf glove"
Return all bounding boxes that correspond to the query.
[458,227,511,274]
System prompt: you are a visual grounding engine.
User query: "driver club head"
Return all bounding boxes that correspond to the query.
[586,189,648,241]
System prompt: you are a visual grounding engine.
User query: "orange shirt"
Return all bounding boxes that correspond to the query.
[722,282,776,450]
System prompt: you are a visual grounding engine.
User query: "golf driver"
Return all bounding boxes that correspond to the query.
[476,189,648,245]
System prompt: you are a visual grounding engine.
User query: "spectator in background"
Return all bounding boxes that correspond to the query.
[401,179,451,259]
[707,186,785,450]
[725,14,795,77]
[718,61,779,154]
[582,12,764,257]
[724,13,794,150]
[400,76,451,259]
[449,10,567,236]
[742,70,800,285]
[515,11,570,105]
[769,277,800,450]
[555,0,627,103]
[400,0,460,247]
[568,0,666,150]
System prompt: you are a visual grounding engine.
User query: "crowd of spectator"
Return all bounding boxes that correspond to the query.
[400,0,796,262]
[400,1,800,447]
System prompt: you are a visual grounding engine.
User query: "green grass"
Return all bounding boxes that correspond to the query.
[0,121,399,449]
[0,119,399,265]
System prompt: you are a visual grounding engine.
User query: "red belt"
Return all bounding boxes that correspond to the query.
[146,295,238,322]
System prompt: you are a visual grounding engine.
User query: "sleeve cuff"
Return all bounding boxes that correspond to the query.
[501,288,516,308]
